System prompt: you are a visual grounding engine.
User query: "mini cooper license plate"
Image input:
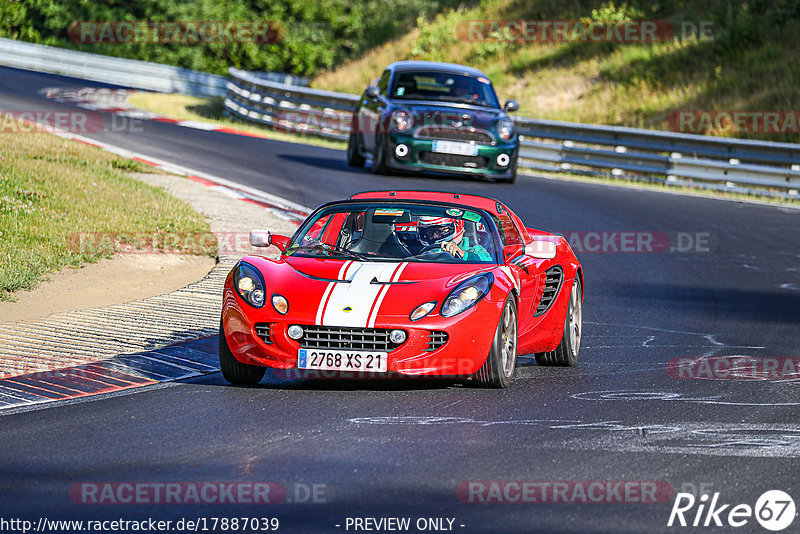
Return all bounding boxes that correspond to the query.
[297,348,388,372]
[432,140,478,156]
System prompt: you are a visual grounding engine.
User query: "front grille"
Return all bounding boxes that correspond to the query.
[426,331,448,351]
[300,326,402,351]
[416,126,494,144]
[255,323,272,344]
[419,152,488,169]
[535,266,563,316]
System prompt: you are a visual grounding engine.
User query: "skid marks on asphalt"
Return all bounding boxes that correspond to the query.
[348,416,800,458]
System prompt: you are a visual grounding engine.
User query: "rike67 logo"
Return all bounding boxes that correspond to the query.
[668,490,796,531]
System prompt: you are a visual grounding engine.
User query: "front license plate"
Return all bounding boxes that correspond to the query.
[297,349,388,372]
[432,140,478,156]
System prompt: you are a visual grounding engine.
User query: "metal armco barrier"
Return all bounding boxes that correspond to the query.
[0,37,227,96]
[226,67,800,198]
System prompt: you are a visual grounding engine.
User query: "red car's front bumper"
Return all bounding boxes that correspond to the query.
[222,287,504,377]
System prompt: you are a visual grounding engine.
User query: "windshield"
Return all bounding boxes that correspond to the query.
[390,71,500,108]
[287,203,499,264]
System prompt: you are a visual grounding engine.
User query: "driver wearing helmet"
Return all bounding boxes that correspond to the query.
[417,216,491,261]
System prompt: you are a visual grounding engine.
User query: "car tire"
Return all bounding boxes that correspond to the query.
[347,132,366,167]
[535,278,582,366]
[506,163,517,183]
[219,319,266,385]
[474,297,518,388]
[372,133,389,174]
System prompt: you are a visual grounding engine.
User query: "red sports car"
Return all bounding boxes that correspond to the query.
[220,190,583,388]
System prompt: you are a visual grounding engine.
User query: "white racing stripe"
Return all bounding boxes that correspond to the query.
[316,262,407,327]
[315,260,352,325]
[368,262,408,327]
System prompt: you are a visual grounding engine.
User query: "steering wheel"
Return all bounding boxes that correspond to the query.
[416,243,455,259]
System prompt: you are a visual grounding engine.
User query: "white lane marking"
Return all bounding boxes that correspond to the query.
[176,120,220,130]
[571,390,800,406]
[15,118,313,216]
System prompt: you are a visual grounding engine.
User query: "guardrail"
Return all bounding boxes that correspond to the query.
[0,37,227,97]
[225,68,800,198]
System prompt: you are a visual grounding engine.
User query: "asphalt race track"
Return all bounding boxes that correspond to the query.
[1,66,799,533]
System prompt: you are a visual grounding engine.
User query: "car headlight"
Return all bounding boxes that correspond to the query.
[390,110,414,131]
[233,262,266,308]
[441,273,493,318]
[410,301,437,321]
[271,294,289,315]
[497,118,515,140]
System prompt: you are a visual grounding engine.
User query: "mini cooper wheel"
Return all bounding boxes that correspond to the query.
[347,132,366,167]
[506,163,517,184]
[535,278,582,366]
[475,297,518,388]
[219,320,266,385]
[372,133,389,174]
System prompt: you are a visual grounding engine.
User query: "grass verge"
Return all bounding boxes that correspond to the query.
[0,122,216,301]
[126,92,345,150]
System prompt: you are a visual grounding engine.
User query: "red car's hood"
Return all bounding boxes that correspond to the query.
[240,255,500,328]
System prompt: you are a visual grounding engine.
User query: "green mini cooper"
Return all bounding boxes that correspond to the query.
[347,61,520,183]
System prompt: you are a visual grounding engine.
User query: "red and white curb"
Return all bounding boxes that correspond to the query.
[21,112,312,223]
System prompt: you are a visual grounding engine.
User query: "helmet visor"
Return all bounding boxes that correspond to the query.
[419,223,455,246]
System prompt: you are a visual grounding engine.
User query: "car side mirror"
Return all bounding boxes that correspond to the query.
[249,230,290,252]
[365,86,380,98]
[503,99,519,113]
[525,239,557,259]
[249,229,271,247]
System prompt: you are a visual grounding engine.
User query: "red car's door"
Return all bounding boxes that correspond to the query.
[498,214,540,340]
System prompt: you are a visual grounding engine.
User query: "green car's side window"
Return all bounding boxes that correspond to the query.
[377,69,391,96]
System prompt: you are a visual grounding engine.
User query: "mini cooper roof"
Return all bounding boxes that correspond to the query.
[385,61,490,80]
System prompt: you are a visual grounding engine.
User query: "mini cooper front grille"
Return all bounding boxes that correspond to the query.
[535,266,563,316]
[300,326,402,351]
[415,126,494,145]
[425,331,448,352]
[255,323,272,344]
[419,152,488,169]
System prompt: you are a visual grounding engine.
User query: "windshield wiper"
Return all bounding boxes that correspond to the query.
[292,244,367,261]
[437,95,492,107]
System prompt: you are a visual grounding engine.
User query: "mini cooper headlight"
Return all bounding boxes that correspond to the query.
[410,301,437,321]
[390,110,415,131]
[233,262,266,308]
[441,273,493,318]
[497,118,515,141]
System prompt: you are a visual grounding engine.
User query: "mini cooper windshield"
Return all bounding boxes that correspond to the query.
[391,71,501,108]
[286,204,499,264]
